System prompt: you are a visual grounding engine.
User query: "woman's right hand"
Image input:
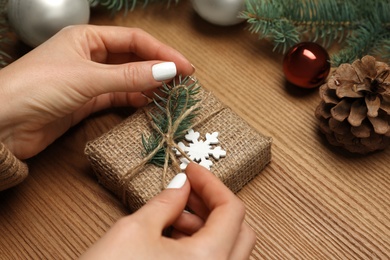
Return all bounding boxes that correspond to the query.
[81,162,256,259]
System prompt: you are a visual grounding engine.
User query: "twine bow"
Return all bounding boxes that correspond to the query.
[120,78,205,205]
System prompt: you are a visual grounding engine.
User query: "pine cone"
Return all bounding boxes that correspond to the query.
[315,55,390,154]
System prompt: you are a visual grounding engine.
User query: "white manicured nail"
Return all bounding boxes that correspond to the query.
[166,173,187,189]
[152,62,177,81]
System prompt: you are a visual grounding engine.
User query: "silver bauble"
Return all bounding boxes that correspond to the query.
[192,0,245,26]
[7,0,90,47]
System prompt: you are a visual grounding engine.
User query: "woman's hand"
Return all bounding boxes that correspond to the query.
[81,163,256,260]
[0,25,194,159]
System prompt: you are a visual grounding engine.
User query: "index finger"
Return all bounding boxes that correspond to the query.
[185,163,246,252]
[86,25,194,76]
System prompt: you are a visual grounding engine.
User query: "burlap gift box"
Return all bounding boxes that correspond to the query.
[85,87,272,212]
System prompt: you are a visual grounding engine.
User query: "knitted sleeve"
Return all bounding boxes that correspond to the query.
[0,142,28,191]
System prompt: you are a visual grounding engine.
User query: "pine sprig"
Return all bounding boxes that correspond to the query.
[240,0,390,66]
[332,21,379,66]
[142,76,201,167]
[241,0,300,53]
[240,0,359,51]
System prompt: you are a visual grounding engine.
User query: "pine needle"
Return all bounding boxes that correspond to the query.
[143,76,201,167]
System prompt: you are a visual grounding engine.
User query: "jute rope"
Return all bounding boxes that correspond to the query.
[120,84,208,205]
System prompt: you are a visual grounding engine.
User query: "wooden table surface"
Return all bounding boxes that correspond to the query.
[1,2,389,259]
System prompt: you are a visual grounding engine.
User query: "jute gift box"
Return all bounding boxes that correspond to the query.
[85,86,272,212]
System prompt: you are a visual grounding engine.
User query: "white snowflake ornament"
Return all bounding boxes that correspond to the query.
[176,129,226,170]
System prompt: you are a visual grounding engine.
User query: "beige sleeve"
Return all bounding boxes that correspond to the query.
[0,142,28,191]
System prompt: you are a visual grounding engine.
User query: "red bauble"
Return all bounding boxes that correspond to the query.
[283,42,331,88]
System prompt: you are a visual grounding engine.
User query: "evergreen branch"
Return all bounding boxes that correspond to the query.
[375,0,390,25]
[271,20,300,53]
[331,0,390,66]
[143,76,201,167]
[241,0,390,65]
[369,31,390,63]
[331,21,379,66]
[302,0,359,47]
[241,1,300,53]
[240,0,361,53]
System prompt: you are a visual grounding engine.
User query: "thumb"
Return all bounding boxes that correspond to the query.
[84,61,178,96]
[132,173,190,234]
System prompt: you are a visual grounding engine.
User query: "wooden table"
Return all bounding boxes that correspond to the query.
[1,2,389,259]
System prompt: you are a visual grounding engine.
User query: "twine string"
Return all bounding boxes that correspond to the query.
[120,83,203,205]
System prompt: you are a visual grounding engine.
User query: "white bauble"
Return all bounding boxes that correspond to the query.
[7,0,90,47]
[192,0,245,26]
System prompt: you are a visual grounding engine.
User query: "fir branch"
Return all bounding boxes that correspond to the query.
[331,21,379,66]
[240,0,360,53]
[286,0,359,46]
[142,76,201,167]
[240,0,390,65]
[331,0,390,65]
[241,0,300,53]
[371,32,390,63]
[373,0,390,25]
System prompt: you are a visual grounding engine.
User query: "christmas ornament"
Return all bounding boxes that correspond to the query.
[283,42,331,88]
[191,0,245,26]
[7,0,90,47]
[315,55,390,154]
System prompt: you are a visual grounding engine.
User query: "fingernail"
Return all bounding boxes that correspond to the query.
[191,64,196,73]
[166,173,187,189]
[141,92,153,104]
[152,62,177,81]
